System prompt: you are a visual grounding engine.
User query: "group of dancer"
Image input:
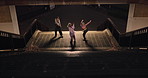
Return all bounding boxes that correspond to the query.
[25,17,91,52]
[54,16,92,43]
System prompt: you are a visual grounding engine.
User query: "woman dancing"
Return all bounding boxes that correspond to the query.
[80,19,92,41]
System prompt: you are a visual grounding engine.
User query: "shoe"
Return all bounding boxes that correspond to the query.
[53,36,56,38]
[60,36,63,38]
[83,39,87,41]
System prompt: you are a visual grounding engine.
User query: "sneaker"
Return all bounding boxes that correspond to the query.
[83,39,87,41]
[60,36,63,38]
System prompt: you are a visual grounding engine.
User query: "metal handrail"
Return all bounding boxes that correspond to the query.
[98,18,148,49]
[23,19,37,36]
[107,18,121,34]
[0,18,49,51]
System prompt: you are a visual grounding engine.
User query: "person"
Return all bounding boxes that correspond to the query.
[67,23,76,43]
[54,16,63,38]
[80,19,92,41]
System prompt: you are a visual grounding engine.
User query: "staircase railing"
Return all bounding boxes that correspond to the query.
[0,19,49,51]
[120,27,148,49]
[23,19,49,46]
[97,18,121,42]
[0,30,25,50]
[98,18,148,49]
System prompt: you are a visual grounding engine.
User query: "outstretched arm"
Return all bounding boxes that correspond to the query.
[81,20,84,23]
[67,23,70,27]
[85,20,92,26]
[80,20,84,27]
[72,23,75,29]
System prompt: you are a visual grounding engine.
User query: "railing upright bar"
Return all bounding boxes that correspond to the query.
[10,35,14,51]
[129,33,133,49]
[98,18,148,49]
[0,18,49,50]
[146,27,148,51]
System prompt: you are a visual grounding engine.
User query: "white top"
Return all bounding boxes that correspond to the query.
[68,24,75,34]
[55,18,61,27]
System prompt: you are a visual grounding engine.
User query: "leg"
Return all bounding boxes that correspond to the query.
[70,36,73,42]
[73,35,76,41]
[70,34,73,43]
[54,29,57,37]
[83,33,86,40]
[73,35,76,47]
[70,36,73,46]
[59,28,63,37]
[83,29,88,40]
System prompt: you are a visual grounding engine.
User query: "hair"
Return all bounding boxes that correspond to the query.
[55,16,59,19]
[67,23,72,27]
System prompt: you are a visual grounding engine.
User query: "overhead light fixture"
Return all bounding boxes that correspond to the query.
[49,0,55,10]
[98,4,101,7]
[83,1,86,5]
[62,1,66,5]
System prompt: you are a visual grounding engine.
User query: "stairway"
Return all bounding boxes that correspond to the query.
[27,29,119,51]
[1,30,148,78]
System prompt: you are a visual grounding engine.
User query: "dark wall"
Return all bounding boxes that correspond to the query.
[16,5,49,35]
[16,5,129,33]
[104,4,129,20]
[95,4,129,33]
[38,5,108,31]
[16,5,49,22]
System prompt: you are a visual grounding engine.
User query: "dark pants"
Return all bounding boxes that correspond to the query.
[83,28,88,40]
[55,26,63,37]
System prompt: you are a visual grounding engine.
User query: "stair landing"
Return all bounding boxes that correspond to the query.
[30,30,118,51]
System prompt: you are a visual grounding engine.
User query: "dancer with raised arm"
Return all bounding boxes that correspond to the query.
[80,19,92,41]
[67,23,76,43]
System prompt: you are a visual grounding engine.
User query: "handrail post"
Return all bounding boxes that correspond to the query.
[146,27,148,51]
[118,35,121,45]
[36,21,38,30]
[10,35,14,51]
[23,36,27,47]
[129,33,133,49]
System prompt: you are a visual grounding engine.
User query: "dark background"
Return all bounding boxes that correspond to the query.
[16,4,129,35]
